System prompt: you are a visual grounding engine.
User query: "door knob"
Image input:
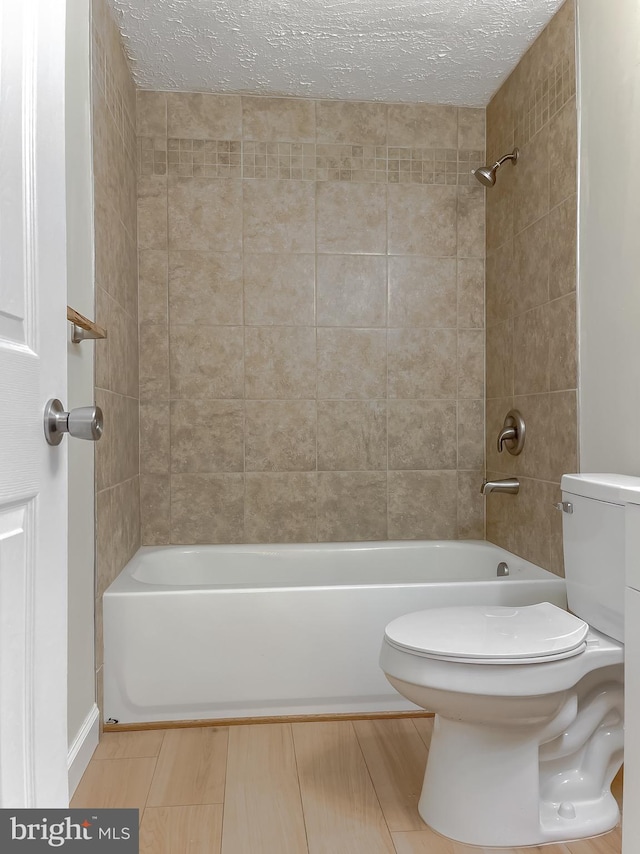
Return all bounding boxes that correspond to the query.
[44,399,104,446]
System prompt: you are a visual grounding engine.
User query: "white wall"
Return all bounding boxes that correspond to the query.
[66,0,98,762]
[577,0,640,474]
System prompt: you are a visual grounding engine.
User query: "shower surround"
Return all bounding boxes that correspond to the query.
[136,95,487,544]
[484,0,577,575]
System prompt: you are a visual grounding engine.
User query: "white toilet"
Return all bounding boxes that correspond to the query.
[380,473,638,847]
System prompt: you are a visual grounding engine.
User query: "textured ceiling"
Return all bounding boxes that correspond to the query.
[108,0,565,106]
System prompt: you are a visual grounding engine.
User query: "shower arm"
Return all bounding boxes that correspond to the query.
[494,150,519,169]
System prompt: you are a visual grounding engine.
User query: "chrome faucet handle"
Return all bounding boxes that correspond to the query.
[497,426,517,452]
[496,410,526,456]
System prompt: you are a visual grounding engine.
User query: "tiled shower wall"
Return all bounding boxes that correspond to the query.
[485,0,577,575]
[137,95,486,544]
[92,0,139,706]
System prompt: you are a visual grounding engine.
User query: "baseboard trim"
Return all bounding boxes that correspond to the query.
[68,704,100,797]
[104,709,435,733]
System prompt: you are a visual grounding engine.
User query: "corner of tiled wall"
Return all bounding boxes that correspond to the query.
[485,0,577,576]
[92,0,139,717]
[136,91,487,545]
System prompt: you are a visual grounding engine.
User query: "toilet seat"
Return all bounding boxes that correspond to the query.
[384,602,589,664]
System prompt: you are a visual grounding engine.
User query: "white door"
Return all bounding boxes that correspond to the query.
[0,0,69,806]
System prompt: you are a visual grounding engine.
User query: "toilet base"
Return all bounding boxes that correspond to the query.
[418,707,622,848]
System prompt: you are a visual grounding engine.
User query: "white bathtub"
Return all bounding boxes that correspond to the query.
[103,540,566,724]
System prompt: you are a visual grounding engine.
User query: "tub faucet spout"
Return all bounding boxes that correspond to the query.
[481,478,519,495]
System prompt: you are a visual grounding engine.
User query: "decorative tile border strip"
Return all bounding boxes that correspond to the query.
[138,138,485,185]
[514,56,576,147]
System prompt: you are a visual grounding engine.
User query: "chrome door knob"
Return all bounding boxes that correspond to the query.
[44,398,104,445]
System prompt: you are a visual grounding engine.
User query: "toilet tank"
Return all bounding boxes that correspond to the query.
[561,474,640,642]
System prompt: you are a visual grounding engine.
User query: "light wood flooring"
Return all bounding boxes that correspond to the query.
[72,717,622,854]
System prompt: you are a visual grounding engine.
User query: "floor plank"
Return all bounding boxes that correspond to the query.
[221,723,308,854]
[565,827,622,854]
[71,757,156,815]
[147,727,228,807]
[93,730,165,760]
[292,721,395,854]
[140,805,223,854]
[353,718,429,832]
[392,827,574,854]
[411,717,433,749]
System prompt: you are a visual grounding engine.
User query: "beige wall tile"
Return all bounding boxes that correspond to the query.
[96,488,115,596]
[243,180,315,253]
[140,400,170,473]
[167,93,242,139]
[388,257,456,328]
[387,104,457,148]
[456,187,485,258]
[171,474,244,543]
[388,471,458,540]
[139,250,168,325]
[457,258,484,329]
[318,472,387,541]
[316,183,386,254]
[388,185,457,256]
[486,240,514,325]
[514,214,549,312]
[547,390,578,482]
[170,326,244,399]
[513,125,550,235]
[171,400,244,472]
[111,395,140,485]
[168,251,243,325]
[108,302,138,398]
[457,399,485,470]
[388,328,456,399]
[457,471,485,539]
[138,175,168,250]
[245,400,316,471]
[317,255,386,327]
[549,195,577,299]
[95,286,111,390]
[388,401,457,470]
[512,393,551,480]
[485,397,518,476]
[317,400,387,471]
[137,91,167,136]
[513,304,549,395]
[486,320,513,399]
[168,178,242,252]
[139,324,169,400]
[242,96,315,141]
[95,183,136,307]
[457,107,486,150]
[509,477,553,569]
[486,167,514,252]
[244,254,315,326]
[245,327,316,399]
[245,473,317,542]
[458,329,485,399]
[549,292,577,391]
[317,328,386,399]
[110,477,141,574]
[316,100,387,145]
[95,390,113,491]
[140,474,170,545]
[549,97,577,209]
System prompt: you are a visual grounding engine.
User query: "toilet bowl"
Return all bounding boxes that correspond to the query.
[380,473,637,848]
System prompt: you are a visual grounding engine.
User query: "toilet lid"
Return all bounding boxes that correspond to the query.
[384,603,589,664]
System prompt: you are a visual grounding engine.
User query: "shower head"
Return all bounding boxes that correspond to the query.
[473,148,519,187]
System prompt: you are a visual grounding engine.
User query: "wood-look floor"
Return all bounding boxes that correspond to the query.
[72,717,623,854]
